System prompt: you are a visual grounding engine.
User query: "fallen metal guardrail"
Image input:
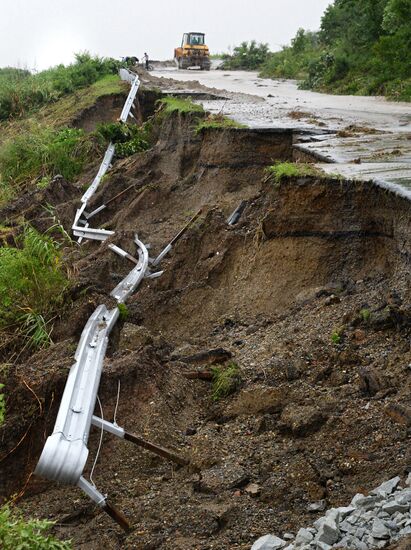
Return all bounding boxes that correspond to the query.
[36,70,199,530]
[72,69,140,243]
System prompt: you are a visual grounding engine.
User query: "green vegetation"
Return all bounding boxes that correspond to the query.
[0,126,96,187]
[117,303,129,321]
[196,113,245,132]
[0,384,5,425]
[266,162,325,183]
[0,226,68,350]
[0,505,71,549]
[220,0,411,100]
[331,326,345,345]
[211,362,241,400]
[157,97,204,117]
[0,53,121,121]
[97,121,151,158]
[220,41,270,70]
[360,308,372,322]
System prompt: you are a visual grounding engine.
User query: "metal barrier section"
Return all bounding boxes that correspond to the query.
[35,69,193,530]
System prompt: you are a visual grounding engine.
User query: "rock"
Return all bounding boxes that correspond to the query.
[285,363,301,381]
[382,500,409,514]
[354,495,380,510]
[119,323,153,350]
[358,367,386,397]
[251,534,287,550]
[283,533,294,541]
[396,489,411,504]
[199,463,249,493]
[308,500,327,513]
[385,403,411,427]
[371,518,391,539]
[316,542,332,550]
[372,476,401,497]
[294,528,314,546]
[280,405,328,437]
[245,483,261,497]
[324,294,340,306]
[227,386,285,417]
[179,348,232,365]
[406,473,411,486]
[315,517,339,546]
[352,539,368,550]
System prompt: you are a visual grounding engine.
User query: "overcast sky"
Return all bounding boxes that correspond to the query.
[0,0,332,71]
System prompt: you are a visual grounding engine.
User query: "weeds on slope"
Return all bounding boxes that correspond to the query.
[0,125,99,203]
[0,53,121,121]
[211,362,241,400]
[0,226,69,351]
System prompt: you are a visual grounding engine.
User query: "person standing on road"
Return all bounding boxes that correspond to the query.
[143,52,149,70]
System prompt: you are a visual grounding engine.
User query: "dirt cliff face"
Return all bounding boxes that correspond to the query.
[2,98,411,550]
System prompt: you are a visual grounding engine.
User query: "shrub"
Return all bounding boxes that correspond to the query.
[117,303,129,321]
[96,121,150,159]
[0,226,68,349]
[221,41,270,70]
[0,505,71,549]
[211,362,241,400]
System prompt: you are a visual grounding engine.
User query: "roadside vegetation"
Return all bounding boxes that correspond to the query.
[0,226,68,352]
[220,0,411,101]
[0,53,121,121]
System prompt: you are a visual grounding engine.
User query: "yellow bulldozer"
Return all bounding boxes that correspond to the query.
[174,32,211,70]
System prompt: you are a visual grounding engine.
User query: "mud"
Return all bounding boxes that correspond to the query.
[2,86,411,550]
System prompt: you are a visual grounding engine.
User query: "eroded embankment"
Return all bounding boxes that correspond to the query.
[2,98,411,550]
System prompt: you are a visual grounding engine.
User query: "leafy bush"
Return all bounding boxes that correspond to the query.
[257,1,411,101]
[221,41,270,70]
[96,121,150,158]
[0,126,97,195]
[0,505,71,549]
[0,53,121,121]
[211,362,241,400]
[0,226,68,349]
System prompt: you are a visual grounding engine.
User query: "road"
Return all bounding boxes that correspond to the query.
[151,68,411,197]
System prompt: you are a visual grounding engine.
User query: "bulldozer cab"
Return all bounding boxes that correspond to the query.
[182,33,205,46]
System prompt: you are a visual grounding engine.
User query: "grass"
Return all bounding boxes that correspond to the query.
[0,53,121,122]
[0,225,68,351]
[266,162,326,184]
[0,384,4,426]
[0,74,127,148]
[157,97,204,117]
[211,362,241,401]
[117,303,129,321]
[196,113,245,132]
[0,505,71,549]
[0,126,99,204]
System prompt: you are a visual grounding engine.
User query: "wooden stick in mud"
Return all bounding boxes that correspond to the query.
[124,431,189,467]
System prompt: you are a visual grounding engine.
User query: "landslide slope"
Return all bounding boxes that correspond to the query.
[1,85,411,550]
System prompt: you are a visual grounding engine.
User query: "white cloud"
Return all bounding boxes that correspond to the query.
[0,0,332,69]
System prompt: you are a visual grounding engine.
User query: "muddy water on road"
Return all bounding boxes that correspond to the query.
[152,68,411,132]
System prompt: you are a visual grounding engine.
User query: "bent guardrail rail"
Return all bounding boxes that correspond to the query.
[35,69,195,530]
